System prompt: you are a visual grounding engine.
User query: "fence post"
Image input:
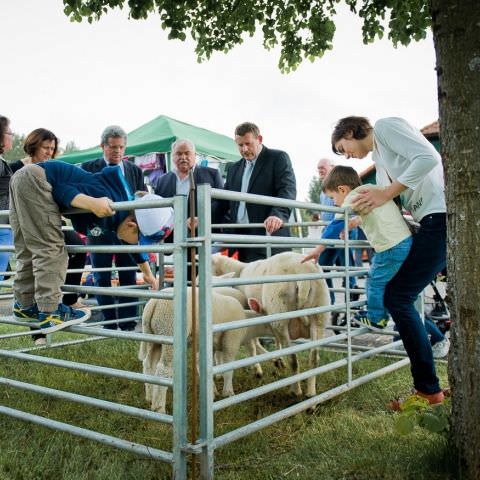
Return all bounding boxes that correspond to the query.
[172,194,188,479]
[197,184,215,480]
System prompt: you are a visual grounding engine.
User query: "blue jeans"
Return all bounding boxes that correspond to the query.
[384,213,446,394]
[425,318,445,345]
[367,236,412,323]
[0,228,13,281]
[88,233,138,330]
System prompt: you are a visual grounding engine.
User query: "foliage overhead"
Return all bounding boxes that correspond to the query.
[63,0,431,72]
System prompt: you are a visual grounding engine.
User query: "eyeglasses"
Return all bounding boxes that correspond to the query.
[105,144,125,150]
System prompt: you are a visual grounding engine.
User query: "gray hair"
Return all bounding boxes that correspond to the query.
[100,125,127,146]
[171,138,196,154]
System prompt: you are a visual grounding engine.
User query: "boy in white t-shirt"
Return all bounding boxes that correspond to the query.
[303,165,412,331]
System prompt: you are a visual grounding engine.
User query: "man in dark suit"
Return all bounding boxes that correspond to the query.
[81,125,146,331]
[154,138,223,206]
[212,122,296,262]
[155,139,224,278]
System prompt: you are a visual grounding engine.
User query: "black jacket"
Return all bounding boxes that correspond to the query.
[211,145,296,261]
[81,157,145,194]
[154,166,224,215]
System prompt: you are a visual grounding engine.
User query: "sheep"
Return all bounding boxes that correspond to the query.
[211,251,330,398]
[209,273,277,378]
[139,287,263,412]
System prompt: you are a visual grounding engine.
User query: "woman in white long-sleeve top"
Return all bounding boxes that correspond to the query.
[331,116,447,408]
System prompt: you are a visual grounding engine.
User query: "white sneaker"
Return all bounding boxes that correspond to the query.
[432,338,450,358]
[34,337,47,346]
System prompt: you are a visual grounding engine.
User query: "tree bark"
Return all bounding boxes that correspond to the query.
[431,0,480,477]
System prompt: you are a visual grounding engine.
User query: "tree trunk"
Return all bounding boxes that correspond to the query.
[431,0,480,477]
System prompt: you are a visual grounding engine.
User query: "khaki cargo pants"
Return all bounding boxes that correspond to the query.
[9,165,68,312]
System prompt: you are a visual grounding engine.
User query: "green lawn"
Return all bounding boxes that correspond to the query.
[0,325,452,480]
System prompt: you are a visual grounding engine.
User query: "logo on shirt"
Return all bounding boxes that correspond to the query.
[412,197,423,212]
[89,226,104,237]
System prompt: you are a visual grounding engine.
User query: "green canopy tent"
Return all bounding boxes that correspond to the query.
[58,115,240,169]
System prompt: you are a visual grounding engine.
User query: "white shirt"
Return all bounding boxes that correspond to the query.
[343,185,411,253]
[372,117,446,222]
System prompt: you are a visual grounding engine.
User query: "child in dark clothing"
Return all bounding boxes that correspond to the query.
[10,161,171,334]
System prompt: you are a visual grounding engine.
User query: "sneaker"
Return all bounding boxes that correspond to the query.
[38,304,91,334]
[353,311,390,332]
[34,337,47,346]
[388,389,445,411]
[432,338,450,358]
[13,302,39,322]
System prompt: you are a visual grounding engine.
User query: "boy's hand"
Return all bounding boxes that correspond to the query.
[301,245,325,264]
[340,216,362,239]
[143,272,159,290]
[89,197,115,217]
[71,194,115,217]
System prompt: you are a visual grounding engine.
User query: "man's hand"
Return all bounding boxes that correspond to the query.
[264,215,284,234]
[186,217,199,232]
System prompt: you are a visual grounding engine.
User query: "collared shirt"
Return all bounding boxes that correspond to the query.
[236,158,257,224]
[173,166,195,196]
[104,157,125,176]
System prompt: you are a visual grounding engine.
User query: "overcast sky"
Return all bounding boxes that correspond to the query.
[1,1,438,199]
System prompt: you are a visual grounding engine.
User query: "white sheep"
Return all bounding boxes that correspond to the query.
[209,274,278,378]
[139,287,262,412]
[211,251,330,398]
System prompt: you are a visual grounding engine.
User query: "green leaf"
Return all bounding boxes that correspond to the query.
[398,395,429,412]
[418,413,449,433]
[394,415,416,435]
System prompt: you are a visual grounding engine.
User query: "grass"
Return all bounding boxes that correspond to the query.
[0,324,453,480]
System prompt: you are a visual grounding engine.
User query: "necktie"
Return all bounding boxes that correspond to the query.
[237,161,254,223]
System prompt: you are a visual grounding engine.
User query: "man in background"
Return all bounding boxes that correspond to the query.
[154,138,223,205]
[213,122,296,262]
[81,125,145,331]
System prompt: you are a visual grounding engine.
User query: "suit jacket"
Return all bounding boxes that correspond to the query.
[154,165,224,215]
[81,157,145,194]
[212,145,296,261]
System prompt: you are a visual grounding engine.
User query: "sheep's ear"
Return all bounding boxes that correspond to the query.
[219,272,236,279]
[248,297,262,313]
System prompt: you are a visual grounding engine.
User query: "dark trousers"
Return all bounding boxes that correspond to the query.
[88,234,138,330]
[319,248,358,304]
[384,213,446,394]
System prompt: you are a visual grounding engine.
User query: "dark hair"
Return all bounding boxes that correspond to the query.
[235,122,260,137]
[331,116,372,154]
[0,115,10,155]
[322,165,362,192]
[23,128,59,158]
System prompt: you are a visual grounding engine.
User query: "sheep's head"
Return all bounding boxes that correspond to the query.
[212,253,242,277]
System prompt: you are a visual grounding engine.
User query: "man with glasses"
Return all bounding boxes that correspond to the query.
[81,126,146,331]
